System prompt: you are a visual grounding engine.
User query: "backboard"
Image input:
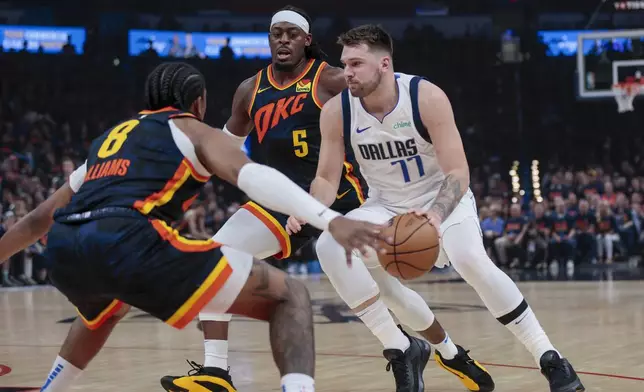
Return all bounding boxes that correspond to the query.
[576,29,644,99]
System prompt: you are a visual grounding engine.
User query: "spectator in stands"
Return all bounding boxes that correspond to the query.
[596,200,619,264]
[219,37,235,61]
[588,193,601,213]
[526,202,550,269]
[184,201,212,240]
[628,177,641,195]
[615,193,637,260]
[481,203,504,262]
[1,211,22,287]
[572,199,597,264]
[602,181,617,206]
[630,193,642,235]
[631,200,644,257]
[546,172,569,202]
[566,193,578,214]
[494,203,528,268]
[549,197,576,273]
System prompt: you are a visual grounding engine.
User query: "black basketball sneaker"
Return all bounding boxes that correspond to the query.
[435,345,495,391]
[383,326,431,392]
[160,360,236,392]
[540,351,585,392]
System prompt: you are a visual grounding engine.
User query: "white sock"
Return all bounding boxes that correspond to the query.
[281,373,315,392]
[204,340,228,369]
[431,333,459,360]
[505,306,558,365]
[356,300,410,352]
[40,355,83,392]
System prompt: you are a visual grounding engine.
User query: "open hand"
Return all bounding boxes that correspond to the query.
[327,216,391,266]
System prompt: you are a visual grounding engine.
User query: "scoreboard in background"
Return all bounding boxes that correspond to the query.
[613,1,644,10]
[0,25,85,54]
[128,30,270,59]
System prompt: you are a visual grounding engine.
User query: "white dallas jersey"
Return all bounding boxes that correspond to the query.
[343,73,457,209]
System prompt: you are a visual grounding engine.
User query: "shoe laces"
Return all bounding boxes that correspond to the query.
[186,360,207,376]
[385,356,411,389]
[542,359,569,379]
[185,360,233,381]
[453,349,474,364]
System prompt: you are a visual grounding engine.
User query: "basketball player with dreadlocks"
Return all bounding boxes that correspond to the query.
[161,6,494,392]
[0,62,387,392]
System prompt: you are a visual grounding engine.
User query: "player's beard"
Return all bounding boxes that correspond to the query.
[351,70,382,98]
[273,60,296,72]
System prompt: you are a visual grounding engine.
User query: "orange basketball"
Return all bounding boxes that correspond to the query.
[378,213,440,280]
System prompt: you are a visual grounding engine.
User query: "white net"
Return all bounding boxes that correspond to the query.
[612,82,643,113]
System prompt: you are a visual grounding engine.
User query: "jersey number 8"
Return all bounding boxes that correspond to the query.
[97,120,140,158]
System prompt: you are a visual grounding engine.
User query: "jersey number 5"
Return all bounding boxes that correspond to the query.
[293,129,308,158]
[97,120,140,158]
[391,155,425,183]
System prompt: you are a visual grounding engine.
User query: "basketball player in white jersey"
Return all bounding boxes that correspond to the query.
[288,25,585,392]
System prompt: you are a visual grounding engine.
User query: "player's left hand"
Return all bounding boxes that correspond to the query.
[408,208,442,237]
[286,216,307,235]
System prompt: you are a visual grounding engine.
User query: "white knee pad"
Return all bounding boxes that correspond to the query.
[315,230,379,309]
[369,267,434,331]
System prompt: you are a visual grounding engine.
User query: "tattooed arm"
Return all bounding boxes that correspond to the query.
[418,80,469,224]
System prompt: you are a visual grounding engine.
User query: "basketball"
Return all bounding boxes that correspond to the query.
[378,213,440,280]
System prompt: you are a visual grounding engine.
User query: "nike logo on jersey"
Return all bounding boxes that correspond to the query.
[358,139,418,161]
[336,189,351,200]
[356,126,371,133]
[257,86,272,94]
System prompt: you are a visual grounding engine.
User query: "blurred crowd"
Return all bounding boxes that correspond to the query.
[479,166,644,276]
[1,15,644,286]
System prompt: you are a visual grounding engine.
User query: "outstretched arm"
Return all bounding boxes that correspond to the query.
[418,80,469,226]
[177,118,386,258]
[0,163,86,263]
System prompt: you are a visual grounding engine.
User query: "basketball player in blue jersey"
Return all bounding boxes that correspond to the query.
[161,5,362,391]
[162,6,493,392]
[293,24,585,392]
[0,62,387,392]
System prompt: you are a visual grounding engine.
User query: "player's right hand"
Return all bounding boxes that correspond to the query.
[327,216,391,266]
[286,215,307,235]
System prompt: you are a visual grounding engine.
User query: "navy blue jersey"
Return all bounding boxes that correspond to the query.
[573,211,596,232]
[549,213,574,236]
[504,216,527,236]
[56,107,208,224]
[248,59,366,200]
[532,215,550,232]
[596,214,616,234]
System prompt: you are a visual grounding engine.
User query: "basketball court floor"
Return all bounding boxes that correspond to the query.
[2,266,644,391]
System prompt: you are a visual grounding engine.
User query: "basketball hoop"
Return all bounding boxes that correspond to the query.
[612,80,643,113]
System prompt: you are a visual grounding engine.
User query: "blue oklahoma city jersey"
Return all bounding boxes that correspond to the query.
[343,73,463,208]
[56,108,210,225]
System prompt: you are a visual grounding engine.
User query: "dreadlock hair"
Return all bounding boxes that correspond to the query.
[274,5,325,60]
[144,62,206,112]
